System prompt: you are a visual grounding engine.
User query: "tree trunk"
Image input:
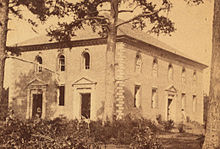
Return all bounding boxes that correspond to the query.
[103,0,118,122]
[202,0,220,148]
[0,0,9,103]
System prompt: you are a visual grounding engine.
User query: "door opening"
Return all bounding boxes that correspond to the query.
[81,93,91,119]
[167,98,173,120]
[32,94,42,118]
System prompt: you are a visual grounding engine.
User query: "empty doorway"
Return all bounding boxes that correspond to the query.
[32,94,42,118]
[167,97,175,121]
[81,93,91,119]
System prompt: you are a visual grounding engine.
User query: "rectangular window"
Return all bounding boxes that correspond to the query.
[192,95,197,112]
[134,85,141,107]
[59,86,65,106]
[181,93,186,110]
[151,88,158,108]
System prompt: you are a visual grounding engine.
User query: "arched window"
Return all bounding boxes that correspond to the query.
[181,67,186,84]
[193,71,197,81]
[59,55,65,71]
[152,58,158,78]
[193,71,197,88]
[168,64,173,81]
[83,52,90,69]
[36,56,42,72]
[151,88,158,108]
[135,54,142,73]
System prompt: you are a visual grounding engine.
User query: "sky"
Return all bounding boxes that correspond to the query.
[6,0,214,94]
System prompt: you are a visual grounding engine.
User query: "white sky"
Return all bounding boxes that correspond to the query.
[6,0,214,94]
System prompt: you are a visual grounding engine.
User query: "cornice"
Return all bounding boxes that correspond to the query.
[7,35,207,69]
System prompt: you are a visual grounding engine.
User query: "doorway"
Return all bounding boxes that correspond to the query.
[167,98,172,120]
[32,94,42,118]
[166,95,176,121]
[81,93,91,119]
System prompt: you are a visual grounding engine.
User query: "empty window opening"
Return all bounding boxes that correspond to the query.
[134,85,141,108]
[135,54,142,73]
[151,88,158,108]
[36,56,42,72]
[59,55,65,71]
[59,86,65,106]
[192,95,197,112]
[81,93,91,119]
[181,93,186,110]
[152,58,158,78]
[181,68,186,84]
[168,64,173,81]
[83,52,90,69]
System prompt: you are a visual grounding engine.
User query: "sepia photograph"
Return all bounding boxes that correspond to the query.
[0,0,217,148]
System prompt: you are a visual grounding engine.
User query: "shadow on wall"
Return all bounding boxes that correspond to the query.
[96,101,104,120]
[123,87,142,119]
[12,68,58,120]
[95,87,143,121]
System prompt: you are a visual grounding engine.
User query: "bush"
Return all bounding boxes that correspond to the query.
[163,120,174,131]
[0,116,163,149]
[90,115,163,148]
[177,123,185,133]
[156,115,174,132]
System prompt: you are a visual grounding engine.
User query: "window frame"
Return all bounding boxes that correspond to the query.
[134,85,141,108]
[168,64,174,81]
[36,55,43,72]
[135,53,142,73]
[58,85,65,106]
[58,54,65,72]
[152,58,158,78]
[82,52,90,70]
[181,67,186,84]
[151,88,158,109]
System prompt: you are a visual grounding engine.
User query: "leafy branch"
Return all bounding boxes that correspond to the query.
[116,7,167,27]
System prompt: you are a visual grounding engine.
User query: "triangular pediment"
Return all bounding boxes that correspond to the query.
[165,85,177,93]
[27,78,47,87]
[72,77,97,86]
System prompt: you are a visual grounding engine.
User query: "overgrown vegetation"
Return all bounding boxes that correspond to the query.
[156,114,174,132]
[0,115,163,149]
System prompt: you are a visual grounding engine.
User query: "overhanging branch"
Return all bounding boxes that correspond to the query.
[75,16,109,22]
[116,8,166,27]
[118,5,140,13]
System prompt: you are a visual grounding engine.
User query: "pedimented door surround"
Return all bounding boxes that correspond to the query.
[72,77,97,120]
[165,85,177,121]
[26,78,47,119]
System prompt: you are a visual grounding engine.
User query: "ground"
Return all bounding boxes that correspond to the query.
[159,132,204,149]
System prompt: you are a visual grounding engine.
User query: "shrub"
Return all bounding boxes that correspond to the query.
[177,123,185,133]
[0,115,163,149]
[161,120,174,131]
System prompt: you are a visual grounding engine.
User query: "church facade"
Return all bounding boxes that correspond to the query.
[5,25,207,124]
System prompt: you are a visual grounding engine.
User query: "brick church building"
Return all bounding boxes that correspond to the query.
[5,23,207,124]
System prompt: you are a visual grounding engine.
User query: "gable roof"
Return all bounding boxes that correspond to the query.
[8,20,207,69]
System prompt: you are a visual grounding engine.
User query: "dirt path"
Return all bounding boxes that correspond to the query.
[158,132,204,149]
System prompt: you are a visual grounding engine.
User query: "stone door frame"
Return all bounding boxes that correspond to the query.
[26,78,47,119]
[72,77,97,120]
[165,85,178,121]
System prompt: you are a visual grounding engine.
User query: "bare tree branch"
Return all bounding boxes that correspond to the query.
[75,16,109,22]
[116,8,166,27]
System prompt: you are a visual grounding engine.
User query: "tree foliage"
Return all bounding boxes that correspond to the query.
[7,0,178,41]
